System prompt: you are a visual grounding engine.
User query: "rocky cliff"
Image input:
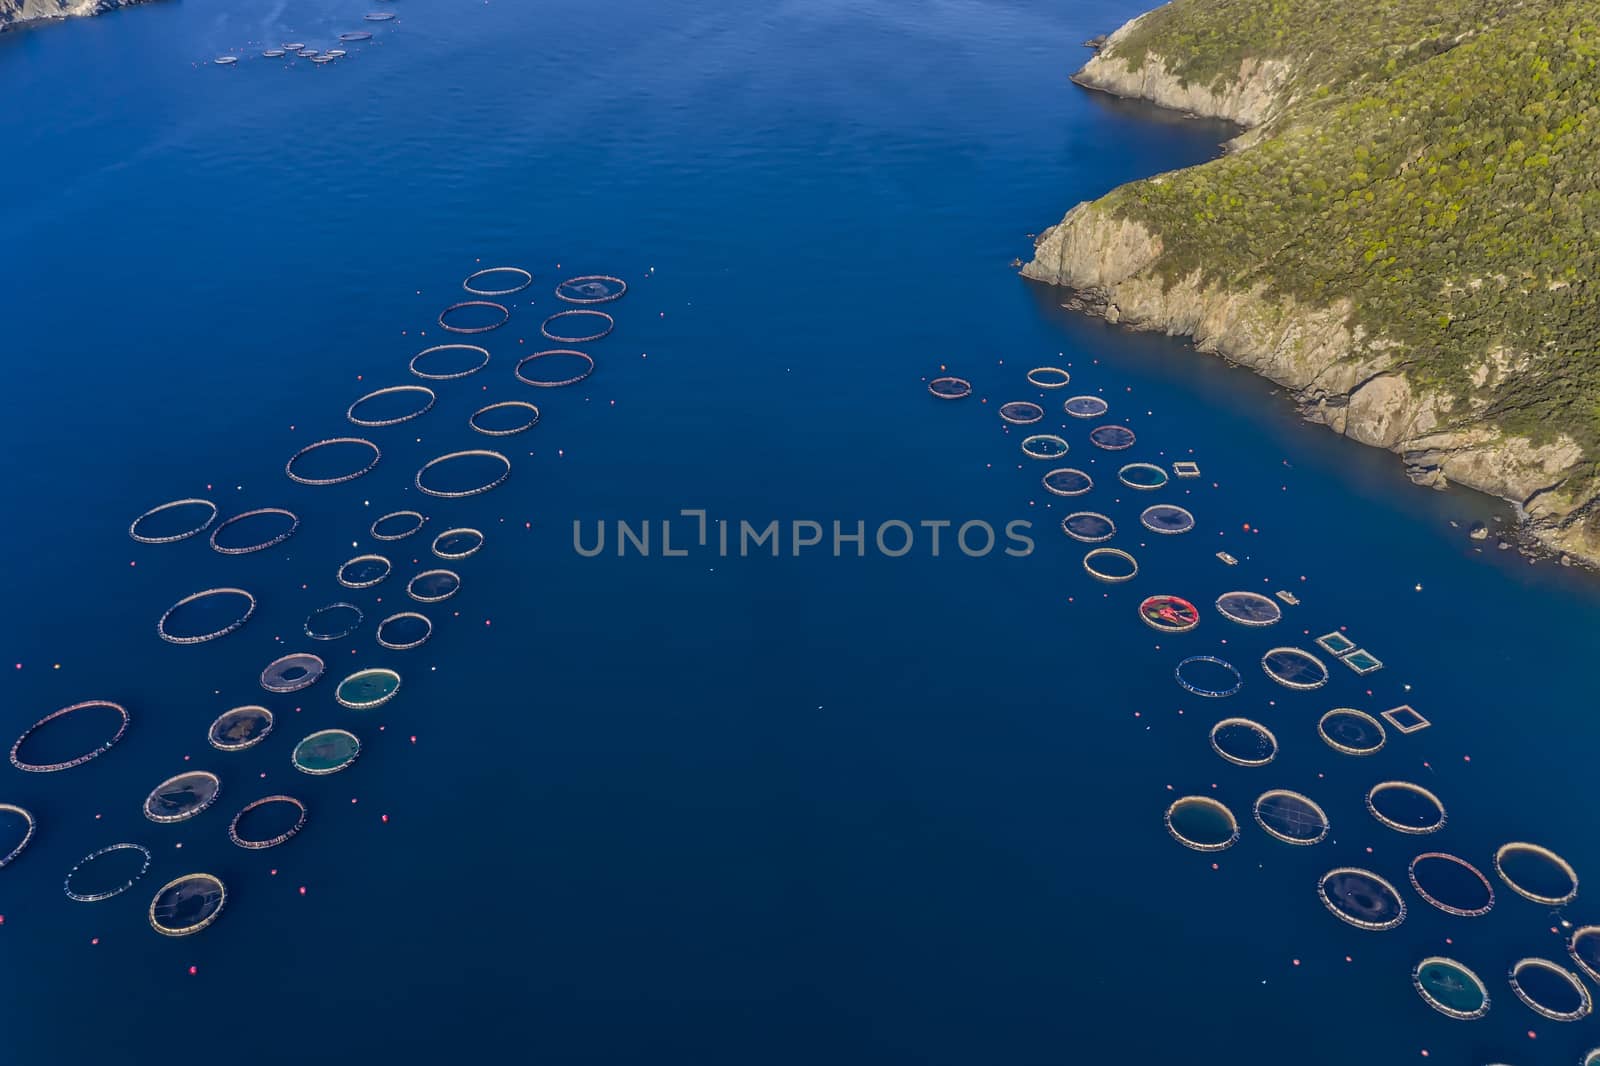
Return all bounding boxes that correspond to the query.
[0,0,157,33]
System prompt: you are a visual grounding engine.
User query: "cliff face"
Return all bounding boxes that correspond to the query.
[0,0,156,33]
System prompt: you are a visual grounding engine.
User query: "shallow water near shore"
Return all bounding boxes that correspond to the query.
[2,0,1599,1063]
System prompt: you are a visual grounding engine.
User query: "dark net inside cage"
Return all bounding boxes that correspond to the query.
[1254,790,1328,844]
[1088,424,1135,450]
[1061,512,1115,543]
[998,401,1044,425]
[1141,504,1194,534]
[144,771,221,823]
[927,376,971,399]
[1043,468,1093,496]
[1319,868,1405,930]
[293,730,360,774]
[209,706,273,751]
[1318,709,1386,755]
[1414,958,1489,1019]
[1063,395,1108,419]
[1118,463,1168,489]
[1215,591,1281,626]
[555,275,626,303]
[1261,647,1329,689]
[336,669,401,708]
[407,569,461,602]
[149,874,225,935]
[433,527,484,558]
[261,652,326,693]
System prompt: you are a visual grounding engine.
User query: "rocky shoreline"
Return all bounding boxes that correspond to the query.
[1023,17,1600,569]
[0,0,157,34]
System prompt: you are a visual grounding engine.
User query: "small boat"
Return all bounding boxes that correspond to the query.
[1215,551,1238,566]
[1275,590,1301,606]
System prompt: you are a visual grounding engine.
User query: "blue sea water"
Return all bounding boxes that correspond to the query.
[2,1,1599,1063]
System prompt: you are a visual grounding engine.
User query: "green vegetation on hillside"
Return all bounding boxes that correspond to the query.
[1099,0,1600,453]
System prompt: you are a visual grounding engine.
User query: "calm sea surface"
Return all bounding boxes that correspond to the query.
[2,1,1598,1063]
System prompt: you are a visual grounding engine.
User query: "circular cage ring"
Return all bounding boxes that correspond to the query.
[555,274,627,304]
[285,437,381,486]
[998,401,1044,425]
[1020,434,1069,460]
[1061,511,1115,544]
[209,508,300,555]
[928,376,971,400]
[1088,424,1136,450]
[515,348,595,388]
[143,771,222,824]
[1215,591,1281,627]
[376,612,433,651]
[1509,958,1592,1022]
[208,706,274,752]
[64,842,151,902]
[148,873,226,936]
[432,527,484,560]
[1253,789,1329,845]
[1209,718,1277,767]
[337,554,392,590]
[1063,395,1108,419]
[158,588,257,644]
[1139,595,1199,634]
[1164,796,1239,853]
[1175,656,1242,698]
[229,796,308,849]
[346,384,436,427]
[1260,646,1329,690]
[1413,958,1491,1020]
[463,266,532,297]
[415,450,511,498]
[335,668,401,710]
[540,309,614,343]
[1140,504,1195,535]
[469,400,541,436]
[260,652,326,693]
[371,510,426,541]
[1025,367,1070,389]
[1318,709,1386,756]
[0,804,37,869]
[1043,467,1094,497]
[1365,781,1447,835]
[305,602,363,642]
[1569,926,1600,985]
[129,498,218,545]
[337,31,371,42]
[10,700,131,772]
[293,729,361,775]
[1409,853,1495,918]
[407,569,461,603]
[438,300,509,334]
[1118,462,1169,490]
[1317,867,1406,931]
[1083,548,1137,583]
[410,343,490,380]
[1494,842,1579,906]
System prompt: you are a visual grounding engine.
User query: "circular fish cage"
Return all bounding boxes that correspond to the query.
[1083,547,1137,583]
[260,652,326,693]
[1061,511,1116,543]
[1088,424,1136,450]
[1569,926,1600,984]
[263,48,287,56]
[1139,595,1199,633]
[0,804,36,869]
[335,668,401,710]
[371,510,426,541]
[407,569,461,603]
[1260,646,1329,690]
[214,55,238,65]
[463,266,532,297]
[438,300,509,334]
[337,30,372,41]
[1254,790,1329,845]
[555,274,627,304]
[410,342,490,380]
[1209,718,1277,767]
[142,771,221,824]
[1164,796,1239,853]
[1025,367,1070,389]
[64,842,151,902]
[229,795,308,850]
[1175,656,1241,698]
[469,400,540,436]
[207,705,273,752]
[1318,867,1406,931]
[1064,395,1108,419]
[346,384,436,427]
[1366,781,1446,835]
[10,700,130,772]
[376,612,432,650]
[1317,709,1386,756]
[1140,504,1195,535]
[1409,853,1495,917]
[540,309,613,343]
[927,376,971,400]
[285,437,380,486]
[1508,958,1592,1022]
[515,348,595,388]
[998,401,1044,425]
[129,498,218,544]
[158,587,256,642]
[432,527,484,559]
[1020,434,1069,460]
[292,729,360,775]
[1042,467,1094,497]
[305,602,363,641]
[209,508,299,554]
[1215,591,1281,627]
[1118,462,1169,490]
[1413,957,1491,1020]
[1494,842,1579,905]
[365,11,396,19]
[415,450,511,498]
[337,554,392,590]
[148,873,226,936]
